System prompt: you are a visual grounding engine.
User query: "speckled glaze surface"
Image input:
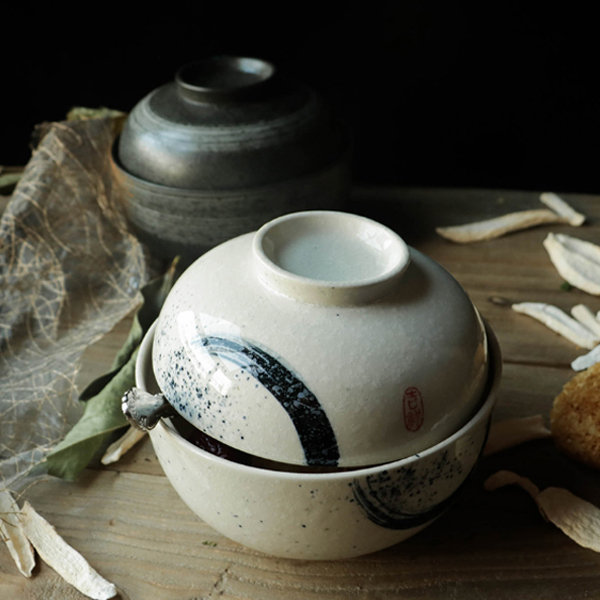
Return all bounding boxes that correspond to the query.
[138,319,501,560]
[152,211,489,468]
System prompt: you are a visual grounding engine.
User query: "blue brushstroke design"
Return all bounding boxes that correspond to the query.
[352,450,475,529]
[197,336,340,466]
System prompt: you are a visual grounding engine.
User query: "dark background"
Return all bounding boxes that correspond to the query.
[3,3,600,193]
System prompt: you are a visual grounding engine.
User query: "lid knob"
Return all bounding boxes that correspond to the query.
[175,56,276,102]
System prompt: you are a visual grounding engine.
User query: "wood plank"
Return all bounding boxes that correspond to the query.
[4,187,600,599]
[75,314,135,394]
[348,187,600,369]
[3,436,599,600]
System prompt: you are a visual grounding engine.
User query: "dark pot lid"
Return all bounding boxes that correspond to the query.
[117,56,349,190]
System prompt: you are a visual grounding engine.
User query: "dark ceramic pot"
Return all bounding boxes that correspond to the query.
[113,56,351,261]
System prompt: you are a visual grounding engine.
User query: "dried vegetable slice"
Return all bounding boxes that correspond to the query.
[19,501,118,600]
[571,345,600,371]
[485,469,541,498]
[539,192,586,226]
[512,302,599,349]
[485,470,600,553]
[101,426,146,465]
[543,233,600,295]
[0,489,35,577]
[436,192,585,243]
[570,304,600,337]
[436,209,567,243]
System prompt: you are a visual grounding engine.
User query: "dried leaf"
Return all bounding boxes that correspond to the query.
[100,426,146,465]
[484,470,600,553]
[0,168,23,194]
[0,489,35,577]
[543,233,600,295]
[44,258,179,480]
[66,106,125,123]
[44,351,139,480]
[483,415,551,456]
[561,281,574,292]
[19,501,117,599]
[539,192,586,226]
[512,302,599,349]
[436,209,567,243]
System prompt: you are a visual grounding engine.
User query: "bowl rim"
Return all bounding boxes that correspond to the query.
[139,319,502,481]
[252,210,411,304]
[111,139,351,196]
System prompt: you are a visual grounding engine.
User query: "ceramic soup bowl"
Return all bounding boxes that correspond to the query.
[135,319,501,560]
[148,211,490,468]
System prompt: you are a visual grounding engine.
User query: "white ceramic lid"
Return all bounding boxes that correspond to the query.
[152,211,489,467]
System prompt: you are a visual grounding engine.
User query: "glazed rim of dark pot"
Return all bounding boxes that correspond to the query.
[175,56,276,102]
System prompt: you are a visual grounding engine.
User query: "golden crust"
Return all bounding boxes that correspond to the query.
[551,362,600,470]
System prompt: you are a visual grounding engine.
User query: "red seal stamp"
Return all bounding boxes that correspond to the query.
[403,386,424,432]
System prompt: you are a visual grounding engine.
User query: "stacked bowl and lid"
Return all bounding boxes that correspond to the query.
[117,56,501,559]
[113,56,351,261]
[150,210,491,469]
[129,210,501,559]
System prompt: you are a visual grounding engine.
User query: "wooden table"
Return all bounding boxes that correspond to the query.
[2,187,600,599]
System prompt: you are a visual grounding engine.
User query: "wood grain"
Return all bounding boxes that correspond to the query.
[3,187,600,599]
